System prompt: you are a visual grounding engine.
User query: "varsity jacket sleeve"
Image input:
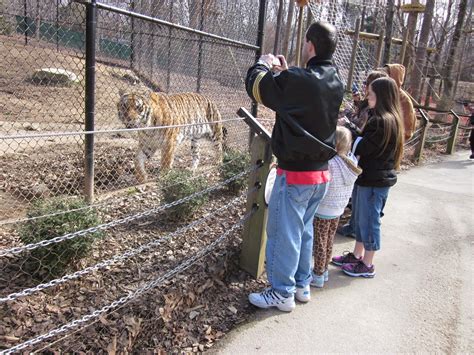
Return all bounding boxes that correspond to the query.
[245,62,290,111]
[353,117,384,157]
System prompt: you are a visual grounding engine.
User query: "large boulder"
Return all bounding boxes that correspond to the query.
[32,68,79,86]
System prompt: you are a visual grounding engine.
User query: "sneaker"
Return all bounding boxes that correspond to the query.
[310,272,325,288]
[331,252,361,266]
[337,224,356,238]
[295,285,311,303]
[248,288,296,312]
[470,153,474,159]
[323,269,329,282]
[342,261,376,278]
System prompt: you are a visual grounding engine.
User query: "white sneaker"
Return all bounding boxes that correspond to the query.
[295,285,311,303]
[248,288,296,312]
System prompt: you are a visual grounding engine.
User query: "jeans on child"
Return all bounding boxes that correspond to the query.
[353,185,390,251]
[265,172,328,297]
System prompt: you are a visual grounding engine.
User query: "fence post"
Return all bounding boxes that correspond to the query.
[446,110,460,154]
[414,108,429,163]
[399,27,409,64]
[347,18,361,92]
[84,0,97,203]
[238,108,272,278]
[375,29,385,67]
[130,0,135,69]
[196,0,204,93]
[295,5,305,67]
[166,1,173,92]
[23,0,28,45]
[249,0,267,148]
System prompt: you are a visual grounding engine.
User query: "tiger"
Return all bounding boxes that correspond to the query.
[117,90,224,183]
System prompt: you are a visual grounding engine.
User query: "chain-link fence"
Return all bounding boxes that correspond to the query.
[0,0,266,352]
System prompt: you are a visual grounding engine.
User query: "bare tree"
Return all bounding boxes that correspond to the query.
[424,0,454,106]
[282,0,295,58]
[439,0,468,109]
[382,0,395,64]
[410,0,435,102]
[273,0,284,53]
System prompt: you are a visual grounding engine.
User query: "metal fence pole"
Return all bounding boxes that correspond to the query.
[249,0,267,147]
[23,0,28,45]
[166,1,173,92]
[130,0,135,69]
[56,0,59,51]
[84,0,97,203]
[197,0,205,93]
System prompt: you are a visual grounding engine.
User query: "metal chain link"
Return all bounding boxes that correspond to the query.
[0,165,257,257]
[0,193,251,303]
[1,208,254,355]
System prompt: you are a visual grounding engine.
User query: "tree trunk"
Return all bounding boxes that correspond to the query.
[282,0,295,58]
[453,3,472,99]
[439,0,468,109]
[273,0,284,53]
[424,0,453,106]
[403,0,420,86]
[382,0,395,64]
[410,0,435,102]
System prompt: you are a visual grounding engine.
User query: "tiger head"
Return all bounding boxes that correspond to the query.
[117,91,152,129]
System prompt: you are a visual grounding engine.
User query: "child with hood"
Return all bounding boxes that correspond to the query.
[382,64,416,140]
[310,126,362,288]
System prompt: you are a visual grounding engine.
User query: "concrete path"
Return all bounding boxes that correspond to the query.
[216,151,473,354]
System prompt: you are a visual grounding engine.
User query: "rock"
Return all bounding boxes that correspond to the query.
[227,306,238,314]
[189,311,199,320]
[32,68,79,86]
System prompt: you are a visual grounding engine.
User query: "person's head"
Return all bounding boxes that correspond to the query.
[367,77,405,169]
[335,126,352,156]
[363,70,388,96]
[303,21,337,63]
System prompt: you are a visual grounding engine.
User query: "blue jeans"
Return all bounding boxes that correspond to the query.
[353,186,390,251]
[265,172,328,297]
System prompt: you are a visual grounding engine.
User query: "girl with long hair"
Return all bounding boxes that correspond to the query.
[332,77,404,277]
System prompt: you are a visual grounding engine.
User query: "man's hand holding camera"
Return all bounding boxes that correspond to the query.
[259,54,289,72]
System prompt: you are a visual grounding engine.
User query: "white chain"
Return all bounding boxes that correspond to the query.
[0,166,256,257]
[1,209,254,355]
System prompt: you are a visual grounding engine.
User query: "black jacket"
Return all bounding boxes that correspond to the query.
[245,57,344,171]
[354,114,398,187]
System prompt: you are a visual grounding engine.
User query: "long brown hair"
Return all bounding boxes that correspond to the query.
[369,77,405,169]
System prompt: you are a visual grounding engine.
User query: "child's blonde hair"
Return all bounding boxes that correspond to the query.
[335,126,352,156]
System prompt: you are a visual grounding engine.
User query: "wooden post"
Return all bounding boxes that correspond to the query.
[375,29,385,67]
[414,108,429,163]
[400,28,409,64]
[347,18,361,92]
[238,108,272,278]
[446,110,460,154]
[295,6,304,67]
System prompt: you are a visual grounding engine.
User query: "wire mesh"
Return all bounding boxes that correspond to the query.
[1,1,260,352]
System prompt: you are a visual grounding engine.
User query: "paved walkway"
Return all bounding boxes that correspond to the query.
[215,151,473,354]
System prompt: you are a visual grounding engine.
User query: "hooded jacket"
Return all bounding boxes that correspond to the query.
[384,64,416,140]
[245,57,344,171]
[315,153,362,218]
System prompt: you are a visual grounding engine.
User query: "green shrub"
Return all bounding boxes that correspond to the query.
[161,169,209,220]
[19,197,103,279]
[219,149,251,194]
